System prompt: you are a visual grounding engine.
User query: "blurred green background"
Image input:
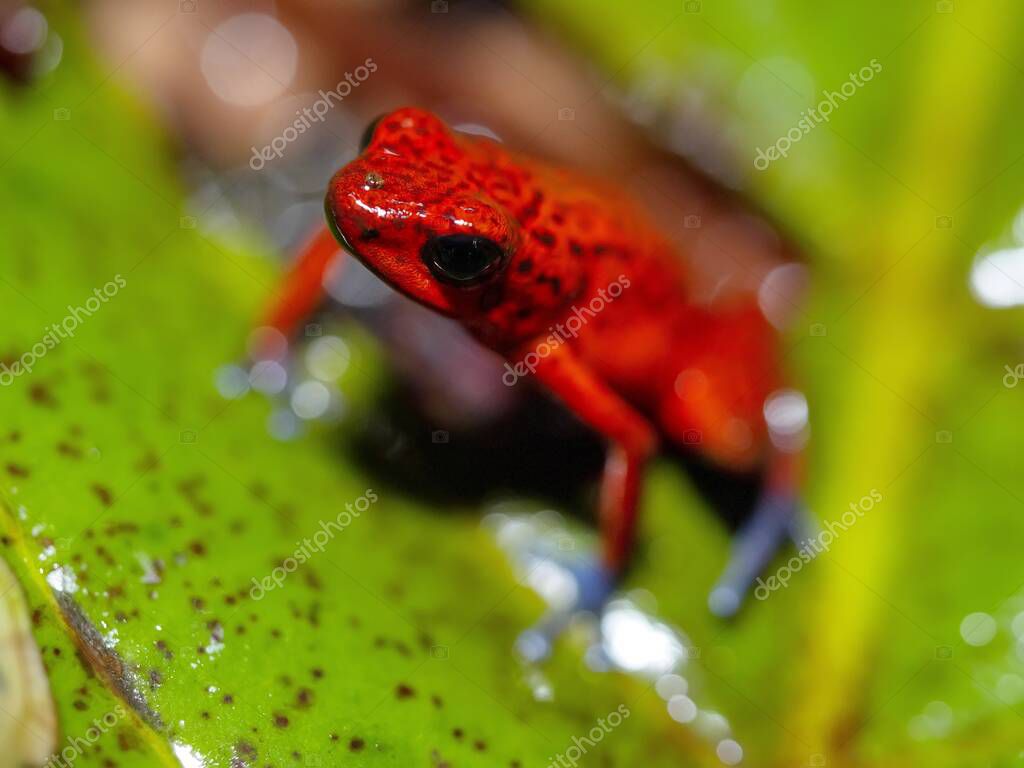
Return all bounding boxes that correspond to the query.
[2,1,1024,766]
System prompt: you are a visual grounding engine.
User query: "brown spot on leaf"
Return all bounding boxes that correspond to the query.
[29,382,57,407]
[91,484,113,507]
[177,475,213,517]
[135,450,160,473]
[155,640,172,660]
[235,741,257,761]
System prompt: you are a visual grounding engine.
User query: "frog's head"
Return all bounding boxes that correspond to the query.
[325,107,518,318]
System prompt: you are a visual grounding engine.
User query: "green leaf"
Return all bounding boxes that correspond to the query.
[0,13,710,768]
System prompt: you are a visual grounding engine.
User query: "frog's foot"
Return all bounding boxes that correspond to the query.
[515,556,617,664]
[707,494,817,618]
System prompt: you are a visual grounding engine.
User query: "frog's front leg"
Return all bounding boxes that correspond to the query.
[511,344,656,662]
[260,225,343,347]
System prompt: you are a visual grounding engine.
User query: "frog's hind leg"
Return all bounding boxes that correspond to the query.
[656,307,814,618]
[706,449,817,617]
[707,487,817,618]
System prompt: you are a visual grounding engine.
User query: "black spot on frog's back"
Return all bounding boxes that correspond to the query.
[531,229,556,247]
[537,274,562,296]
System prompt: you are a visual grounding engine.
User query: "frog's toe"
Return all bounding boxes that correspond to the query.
[569,557,616,613]
[515,624,559,664]
[515,556,617,663]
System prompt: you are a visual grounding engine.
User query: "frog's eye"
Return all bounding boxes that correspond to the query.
[359,114,385,152]
[420,235,506,286]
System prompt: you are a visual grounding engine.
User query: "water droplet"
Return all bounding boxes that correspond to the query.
[200,13,297,107]
[172,740,209,768]
[969,247,1024,308]
[37,30,62,74]
[908,714,930,741]
[305,336,350,382]
[290,380,331,420]
[247,326,288,361]
[716,738,743,765]
[214,364,250,399]
[923,700,952,736]
[45,564,78,594]
[997,673,1024,703]
[668,694,697,723]
[960,612,997,646]
[655,673,688,700]
[695,711,730,740]
[758,263,808,329]
[764,388,810,448]
[250,360,287,395]
[267,408,301,440]
[1,7,48,54]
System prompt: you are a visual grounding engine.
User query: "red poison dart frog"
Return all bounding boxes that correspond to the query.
[260,107,811,660]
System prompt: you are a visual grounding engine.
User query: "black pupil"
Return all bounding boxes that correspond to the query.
[421,235,505,285]
[359,115,384,152]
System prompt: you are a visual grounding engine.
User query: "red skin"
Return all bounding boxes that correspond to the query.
[264,107,794,575]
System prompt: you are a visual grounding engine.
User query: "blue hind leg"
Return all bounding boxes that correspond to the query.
[707,492,817,617]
